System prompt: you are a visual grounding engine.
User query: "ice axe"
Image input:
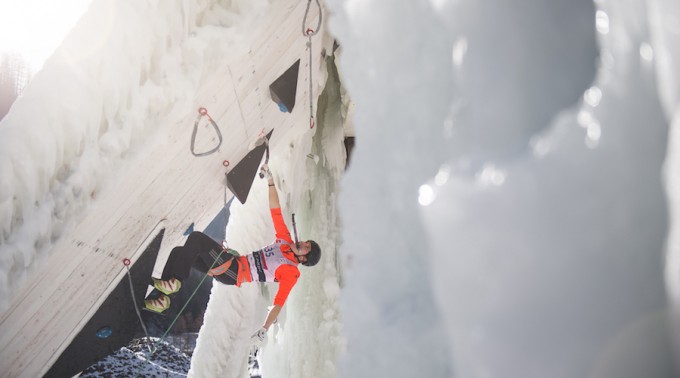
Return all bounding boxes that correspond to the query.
[251,135,270,179]
[307,153,320,164]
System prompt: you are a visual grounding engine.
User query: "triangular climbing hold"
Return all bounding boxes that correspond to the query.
[227,130,274,204]
[269,60,300,113]
[183,223,195,236]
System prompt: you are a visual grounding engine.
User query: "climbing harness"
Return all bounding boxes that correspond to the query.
[302,0,323,129]
[190,107,223,156]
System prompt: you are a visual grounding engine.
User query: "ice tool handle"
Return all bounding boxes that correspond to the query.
[292,213,300,246]
[190,107,223,157]
[258,136,270,179]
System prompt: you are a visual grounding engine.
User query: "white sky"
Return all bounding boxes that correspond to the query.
[0,0,92,70]
[2,0,680,377]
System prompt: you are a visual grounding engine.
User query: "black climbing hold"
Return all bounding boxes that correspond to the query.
[184,223,195,236]
[269,60,300,113]
[227,130,274,204]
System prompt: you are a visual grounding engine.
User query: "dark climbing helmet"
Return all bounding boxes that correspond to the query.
[302,240,321,267]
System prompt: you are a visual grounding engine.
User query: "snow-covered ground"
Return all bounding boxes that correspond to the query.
[3,0,680,377]
[79,337,191,377]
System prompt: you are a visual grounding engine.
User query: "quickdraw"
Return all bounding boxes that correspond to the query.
[302,0,323,129]
[190,107,223,156]
[302,0,322,38]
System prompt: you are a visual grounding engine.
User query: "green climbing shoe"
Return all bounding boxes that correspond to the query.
[144,294,171,314]
[152,277,182,295]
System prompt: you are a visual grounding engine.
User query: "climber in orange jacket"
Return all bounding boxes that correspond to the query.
[145,163,321,343]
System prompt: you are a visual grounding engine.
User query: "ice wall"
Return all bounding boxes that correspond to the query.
[330,0,680,377]
[0,0,269,309]
[330,1,455,376]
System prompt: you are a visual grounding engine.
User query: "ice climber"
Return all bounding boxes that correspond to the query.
[144,163,321,343]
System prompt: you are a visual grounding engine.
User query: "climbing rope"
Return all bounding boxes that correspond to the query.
[222,159,232,244]
[127,166,236,375]
[123,258,154,353]
[130,248,228,377]
[190,107,223,156]
[132,150,240,373]
[302,0,323,129]
[223,171,229,239]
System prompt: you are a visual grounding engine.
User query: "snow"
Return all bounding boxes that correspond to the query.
[2,0,680,377]
[79,337,191,377]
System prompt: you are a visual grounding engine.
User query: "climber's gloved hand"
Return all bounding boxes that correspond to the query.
[251,327,267,346]
[260,164,273,180]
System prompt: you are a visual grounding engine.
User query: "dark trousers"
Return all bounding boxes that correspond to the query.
[161,231,238,285]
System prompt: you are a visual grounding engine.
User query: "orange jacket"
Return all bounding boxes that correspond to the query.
[237,208,300,307]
